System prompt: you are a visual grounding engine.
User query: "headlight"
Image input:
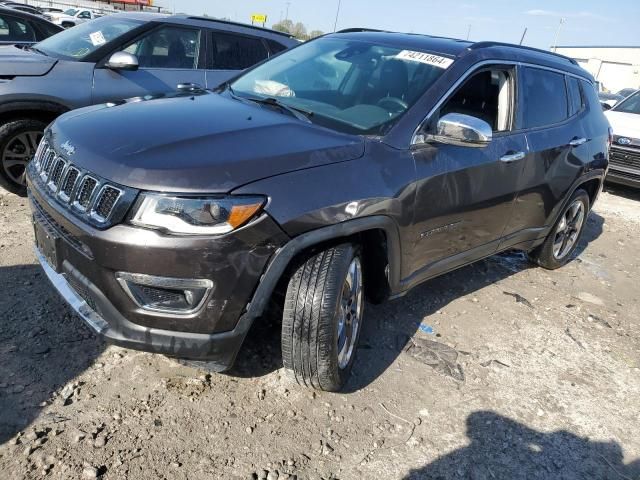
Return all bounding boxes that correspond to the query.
[130,194,265,235]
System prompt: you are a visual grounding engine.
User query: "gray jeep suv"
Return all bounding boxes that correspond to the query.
[0,13,296,194]
[28,31,610,391]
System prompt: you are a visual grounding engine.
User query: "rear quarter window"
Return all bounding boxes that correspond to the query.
[266,39,288,55]
[210,32,268,70]
[567,76,584,116]
[522,67,568,129]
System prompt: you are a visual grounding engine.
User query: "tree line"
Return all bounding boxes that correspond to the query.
[272,19,324,40]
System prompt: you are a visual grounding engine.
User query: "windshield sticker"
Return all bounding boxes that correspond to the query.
[395,50,453,69]
[89,31,106,46]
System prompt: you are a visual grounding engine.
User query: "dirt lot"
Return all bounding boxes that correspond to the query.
[1,184,639,480]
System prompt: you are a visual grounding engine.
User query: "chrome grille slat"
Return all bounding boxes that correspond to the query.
[59,166,80,202]
[31,139,131,228]
[73,176,98,212]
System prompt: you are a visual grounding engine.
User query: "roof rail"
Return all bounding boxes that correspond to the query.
[337,28,386,33]
[183,16,294,38]
[467,41,579,65]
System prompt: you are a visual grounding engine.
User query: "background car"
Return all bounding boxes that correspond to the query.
[605,90,640,188]
[0,13,297,194]
[616,88,638,99]
[0,6,62,46]
[598,91,623,110]
[0,2,43,17]
[44,8,101,28]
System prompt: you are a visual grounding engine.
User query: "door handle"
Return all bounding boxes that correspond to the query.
[500,151,526,163]
[569,137,587,147]
[177,82,204,92]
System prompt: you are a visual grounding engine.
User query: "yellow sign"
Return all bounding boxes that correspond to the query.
[251,13,267,23]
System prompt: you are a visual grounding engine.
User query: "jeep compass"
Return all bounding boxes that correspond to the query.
[27,31,610,391]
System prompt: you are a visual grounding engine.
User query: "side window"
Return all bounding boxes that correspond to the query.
[580,79,600,111]
[522,67,568,128]
[438,68,513,132]
[266,39,288,55]
[210,32,268,70]
[0,14,36,42]
[78,11,92,19]
[124,27,201,69]
[567,77,583,116]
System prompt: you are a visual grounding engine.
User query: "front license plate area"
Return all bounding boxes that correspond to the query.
[34,216,60,273]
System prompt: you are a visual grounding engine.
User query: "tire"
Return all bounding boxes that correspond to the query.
[528,189,590,270]
[0,119,46,196]
[282,243,364,392]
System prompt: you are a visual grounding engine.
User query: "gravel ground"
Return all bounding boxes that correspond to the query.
[1,184,639,480]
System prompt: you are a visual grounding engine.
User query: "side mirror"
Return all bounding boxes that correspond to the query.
[601,103,612,111]
[105,51,139,71]
[427,113,492,148]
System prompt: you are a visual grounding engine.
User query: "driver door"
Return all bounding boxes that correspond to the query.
[409,65,528,281]
[91,25,206,104]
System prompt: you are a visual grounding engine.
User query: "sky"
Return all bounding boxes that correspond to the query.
[161,0,640,49]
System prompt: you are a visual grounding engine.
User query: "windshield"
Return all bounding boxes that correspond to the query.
[63,8,79,15]
[35,16,143,61]
[230,37,451,135]
[613,91,640,115]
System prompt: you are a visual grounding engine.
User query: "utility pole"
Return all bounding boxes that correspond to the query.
[333,0,342,32]
[552,18,566,52]
[466,24,471,41]
[519,27,527,45]
[285,2,291,21]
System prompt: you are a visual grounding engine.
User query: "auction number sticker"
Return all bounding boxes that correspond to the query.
[89,31,107,46]
[395,50,454,69]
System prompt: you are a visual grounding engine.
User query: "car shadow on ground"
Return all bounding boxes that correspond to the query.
[0,264,105,445]
[342,211,604,393]
[604,182,640,201]
[403,411,640,479]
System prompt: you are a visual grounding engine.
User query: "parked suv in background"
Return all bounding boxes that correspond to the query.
[605,90,640,188]
[44,8,100,28]
[28,31,609,391]
[0,6,61,45]
[0,13,297,194]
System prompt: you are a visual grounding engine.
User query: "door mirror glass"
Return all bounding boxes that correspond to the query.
[105,51,139,71]
[428,113,492,148]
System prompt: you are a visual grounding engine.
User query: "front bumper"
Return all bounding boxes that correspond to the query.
[28,173,289,367]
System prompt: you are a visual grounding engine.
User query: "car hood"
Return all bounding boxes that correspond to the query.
[0,45,57,76]
[49,92,365,193]
[605,110,640,140]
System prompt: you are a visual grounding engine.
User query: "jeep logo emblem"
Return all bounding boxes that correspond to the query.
[617,137,632,145]
[61,140,76,156]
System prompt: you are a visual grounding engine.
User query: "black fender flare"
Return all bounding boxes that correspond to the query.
[245,215,402,320]
[0,100,69,120]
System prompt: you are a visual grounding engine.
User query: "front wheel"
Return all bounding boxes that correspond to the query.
[529,189,590,269]
[0,119,46,196]
[281,244,364,391]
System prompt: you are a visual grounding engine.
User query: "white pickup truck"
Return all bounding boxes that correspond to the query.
[45,8,100,28]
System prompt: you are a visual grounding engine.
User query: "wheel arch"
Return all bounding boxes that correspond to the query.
[0,101,69,126]
[245,216,402,320]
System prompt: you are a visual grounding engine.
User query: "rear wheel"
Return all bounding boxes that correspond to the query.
[529,189,590,269]
[281,244,364,391]
[0,119,46,196]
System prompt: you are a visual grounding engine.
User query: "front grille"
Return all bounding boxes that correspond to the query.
[59,167,79,201]
[75,176,97,211]
[48,157,66,191]
[92,185,122,221]
[610,146,640,171]
[28,139,137,228]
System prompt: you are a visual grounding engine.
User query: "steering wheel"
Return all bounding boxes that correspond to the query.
[376,96,408,114]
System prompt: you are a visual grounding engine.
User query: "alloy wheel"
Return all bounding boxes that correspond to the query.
[336,257,364,369]
[2,130,42,186]
[552,200,585,260]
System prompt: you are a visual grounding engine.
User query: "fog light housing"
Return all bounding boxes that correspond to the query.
[116,272,213,315]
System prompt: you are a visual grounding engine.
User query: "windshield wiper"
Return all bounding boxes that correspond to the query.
[242,95,314,123]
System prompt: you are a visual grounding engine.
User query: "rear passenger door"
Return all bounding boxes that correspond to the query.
[500,67,591,246]
[92,25,206,104]
[204,30,269,88]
